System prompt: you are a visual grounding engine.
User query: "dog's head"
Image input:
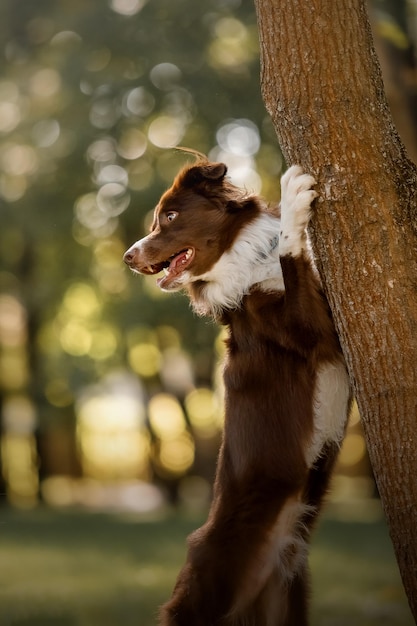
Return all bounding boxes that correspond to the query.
[123,159,261,293]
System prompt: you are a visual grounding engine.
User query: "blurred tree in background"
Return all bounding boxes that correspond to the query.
[371,0,417,162]
[0,0,415,510]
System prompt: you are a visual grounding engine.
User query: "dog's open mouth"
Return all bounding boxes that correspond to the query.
[150,247,195,289]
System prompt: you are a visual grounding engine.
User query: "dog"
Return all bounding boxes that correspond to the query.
[124,158,351,626]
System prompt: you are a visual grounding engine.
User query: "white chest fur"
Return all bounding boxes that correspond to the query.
[307,359,350,467]
[188,212,285,316]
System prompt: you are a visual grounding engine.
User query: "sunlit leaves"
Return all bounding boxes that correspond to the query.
[211,117,262,191]
[77,378,150,480]
[92,237,128,294]
[77,137,131,240]
[29,68,62,101]
[117,128,147,160]
[150,63,182,91]
[0,0,284,498]
[0,81,21,133]
[129,343,162,378]
[110,0,148,17]
[149,394,186,439]
[217,118,260,156]
[41,281,121,362]
[149,394,195,476]
[1,143,38,177]
[97,182,130,216]
[208,17,258,71]
[185,388,222,437]
[157,434,195,476]
[0,295,29,391]
[74,193,118,239]
[0,294,27,348]
[1,432,39,506]
[125,158,154,190]
[32,119,60,148]
[123,87,155,117]
[44,378,73,408]
[85,47,112,73]
[148,115,187,148]
[0,142,38,201]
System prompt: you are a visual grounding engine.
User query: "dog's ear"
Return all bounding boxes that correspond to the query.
[226,197,258,213]
[181,162,227,186]
[199,163,227,181]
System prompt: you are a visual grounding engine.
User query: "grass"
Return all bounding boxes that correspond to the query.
[0,502,413,626]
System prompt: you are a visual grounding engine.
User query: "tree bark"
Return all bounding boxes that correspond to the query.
[253,0,417,619]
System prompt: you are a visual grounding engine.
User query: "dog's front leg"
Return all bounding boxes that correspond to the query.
[277,166,337,352]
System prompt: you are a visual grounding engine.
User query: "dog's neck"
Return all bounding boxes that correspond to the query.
[187,212,285,319]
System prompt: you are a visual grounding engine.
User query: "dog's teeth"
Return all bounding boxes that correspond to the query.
[163,268,170,276]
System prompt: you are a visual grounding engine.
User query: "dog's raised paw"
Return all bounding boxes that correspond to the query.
[279,166,317,257]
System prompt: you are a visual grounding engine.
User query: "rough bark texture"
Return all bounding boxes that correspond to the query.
[253,0,417,618]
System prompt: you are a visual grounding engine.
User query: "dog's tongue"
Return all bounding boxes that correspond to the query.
[157,248,193,290]
[169,250,188,274]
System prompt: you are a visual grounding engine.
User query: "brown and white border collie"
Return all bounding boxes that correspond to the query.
[124,159,351,626]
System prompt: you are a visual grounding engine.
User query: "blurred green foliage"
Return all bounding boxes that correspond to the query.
[0,0,415,505]
[0,0,286,503]
[0,0,279,376]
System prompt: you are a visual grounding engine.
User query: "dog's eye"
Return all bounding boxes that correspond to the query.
[166,211,178,223]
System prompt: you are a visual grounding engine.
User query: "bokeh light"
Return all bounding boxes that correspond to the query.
[110,0,148,16]
[148,394,195,477]
[216,119,260,156]
[158,433,194,475]
[148,116,186,148]
[148,393,187,439]
[1,396,38,508]
[129,343,162,378]
[76,376,148,480]
[150,63,182,91]
[208,17,257,70]
[0,0,382,518]
[185,388,221,437]
[123,87,155,117]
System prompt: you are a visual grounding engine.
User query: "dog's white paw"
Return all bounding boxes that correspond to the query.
[279,165,317,257]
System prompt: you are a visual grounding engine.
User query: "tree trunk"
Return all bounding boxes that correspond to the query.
[253,0,417,619]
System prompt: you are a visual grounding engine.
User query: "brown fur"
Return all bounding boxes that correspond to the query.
[124,160,350,625]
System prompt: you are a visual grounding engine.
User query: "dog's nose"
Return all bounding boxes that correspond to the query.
[123,248,136,266]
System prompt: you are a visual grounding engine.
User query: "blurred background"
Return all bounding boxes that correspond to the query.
[0,0,416,624]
